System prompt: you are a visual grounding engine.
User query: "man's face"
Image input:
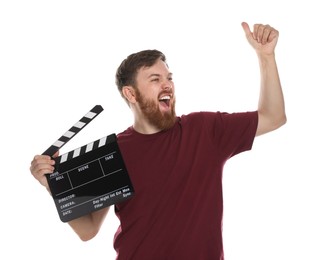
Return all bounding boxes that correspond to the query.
[134,59,176,131]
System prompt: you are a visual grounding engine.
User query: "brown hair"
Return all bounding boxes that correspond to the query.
[115,49,167,99]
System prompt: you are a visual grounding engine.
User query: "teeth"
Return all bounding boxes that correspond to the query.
[159,95,170,101]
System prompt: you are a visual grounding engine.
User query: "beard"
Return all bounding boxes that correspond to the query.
[135,89,177,131]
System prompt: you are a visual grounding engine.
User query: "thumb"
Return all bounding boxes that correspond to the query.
[53,150,60,158]
[241,21,251,36]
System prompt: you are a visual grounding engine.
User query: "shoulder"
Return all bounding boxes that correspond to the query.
[180,111,220,122]
[179,111,228,127]
[116,126,134,141]
[179,111,258,131]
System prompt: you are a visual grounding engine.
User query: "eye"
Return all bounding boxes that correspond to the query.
[151,78,159,82]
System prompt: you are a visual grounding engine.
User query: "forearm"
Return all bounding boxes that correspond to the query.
[256,53,286,136]
[68,206,110,241]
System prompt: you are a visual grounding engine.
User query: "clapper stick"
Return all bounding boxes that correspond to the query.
[42,105,104,156]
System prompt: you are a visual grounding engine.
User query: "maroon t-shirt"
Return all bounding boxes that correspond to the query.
[114,111,258,260]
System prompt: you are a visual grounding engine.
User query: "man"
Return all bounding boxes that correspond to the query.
[30,22,286,259]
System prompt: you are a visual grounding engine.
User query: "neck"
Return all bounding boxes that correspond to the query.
[133,118,162,134]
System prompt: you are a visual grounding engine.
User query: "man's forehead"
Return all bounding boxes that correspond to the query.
[138,60,171,76]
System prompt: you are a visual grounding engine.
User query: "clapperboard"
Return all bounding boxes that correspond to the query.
[42,105,134,222]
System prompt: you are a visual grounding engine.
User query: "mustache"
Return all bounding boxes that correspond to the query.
[158,90,174,98]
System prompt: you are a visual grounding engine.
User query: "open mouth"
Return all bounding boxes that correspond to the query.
[159,95,171,107]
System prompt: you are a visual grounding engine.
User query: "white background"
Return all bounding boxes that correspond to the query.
[1,0,319,259]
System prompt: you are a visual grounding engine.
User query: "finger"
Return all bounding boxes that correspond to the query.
[33,155,55,166]
[254,24,264,43]
[30,155,55,177]
[261,25,272,45]
[52,151,59,158]
[241,22,253,39]
[267,28,279,43]
[32,154,51,162]
[31,155,53,169]
[31,164,55,179]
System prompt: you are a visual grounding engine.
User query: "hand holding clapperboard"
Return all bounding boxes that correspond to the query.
[42,105,134,222]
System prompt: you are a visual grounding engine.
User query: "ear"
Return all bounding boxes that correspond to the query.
[122,86,137,104]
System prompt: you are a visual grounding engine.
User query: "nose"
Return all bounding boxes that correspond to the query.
[162,79,173,90]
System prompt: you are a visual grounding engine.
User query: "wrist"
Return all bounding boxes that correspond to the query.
[257,52,276,65]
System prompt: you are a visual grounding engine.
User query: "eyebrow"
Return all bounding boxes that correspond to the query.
[148,73,173,78]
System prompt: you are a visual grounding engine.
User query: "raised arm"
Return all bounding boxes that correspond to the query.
[241,22,286,136]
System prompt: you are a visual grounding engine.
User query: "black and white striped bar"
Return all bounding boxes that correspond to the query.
[42,105,103,156]
[58,135,109,164]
